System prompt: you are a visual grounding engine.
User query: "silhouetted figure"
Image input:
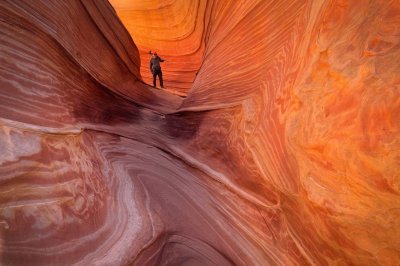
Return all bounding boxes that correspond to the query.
[149,51,165,88]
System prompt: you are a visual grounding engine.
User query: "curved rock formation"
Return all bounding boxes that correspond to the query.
[109,0,208,96]
[1,0,399,265]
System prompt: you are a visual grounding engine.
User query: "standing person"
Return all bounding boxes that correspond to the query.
[149,51,165,88]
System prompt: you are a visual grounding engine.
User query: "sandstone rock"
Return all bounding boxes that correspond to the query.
[0,0,399,265]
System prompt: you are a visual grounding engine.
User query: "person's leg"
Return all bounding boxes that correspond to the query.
[152,71,157,87]
[159,70,164,88]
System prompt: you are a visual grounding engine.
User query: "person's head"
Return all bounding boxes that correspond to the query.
[153,52,157,57]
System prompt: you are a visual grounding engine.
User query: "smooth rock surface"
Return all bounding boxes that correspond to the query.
[1,0,399,265]
[109,0,207,96]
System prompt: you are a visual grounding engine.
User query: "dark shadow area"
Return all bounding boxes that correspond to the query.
[163,111,207,140]
[72,74,142,126]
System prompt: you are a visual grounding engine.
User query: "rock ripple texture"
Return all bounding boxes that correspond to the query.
[1,0,400,265]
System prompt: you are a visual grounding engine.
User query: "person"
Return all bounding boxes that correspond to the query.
[149,51,165,88]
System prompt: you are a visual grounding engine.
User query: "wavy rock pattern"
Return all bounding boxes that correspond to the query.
[1,0,399,265]
[109,0,208,96]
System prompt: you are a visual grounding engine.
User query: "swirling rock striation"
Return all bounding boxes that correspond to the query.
[1,0,399,265]
[109,0,209,96]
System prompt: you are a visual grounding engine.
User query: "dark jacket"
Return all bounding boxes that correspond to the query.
[150,56,164,73]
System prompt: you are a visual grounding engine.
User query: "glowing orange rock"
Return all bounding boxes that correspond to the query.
[109,0,207,96]
[0,0,399,265]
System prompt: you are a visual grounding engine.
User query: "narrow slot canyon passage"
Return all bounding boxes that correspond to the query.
[0,0,399,265]
[109,0,203,96]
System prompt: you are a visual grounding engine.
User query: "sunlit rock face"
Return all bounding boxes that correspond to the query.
[109,0,207,96]
[1,0,399,265]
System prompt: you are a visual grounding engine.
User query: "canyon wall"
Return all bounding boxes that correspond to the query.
[109,0,208,96]
[1,0,399,265]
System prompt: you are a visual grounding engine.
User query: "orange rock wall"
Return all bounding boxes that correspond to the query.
[1,0,399,265]
[109,0,208,95]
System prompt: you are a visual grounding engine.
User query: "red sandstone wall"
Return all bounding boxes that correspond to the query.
[109,0,207,96]
[1,0,399,265]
